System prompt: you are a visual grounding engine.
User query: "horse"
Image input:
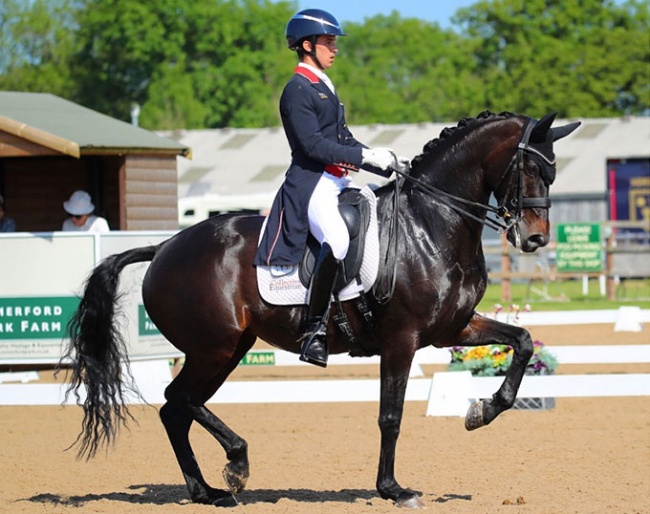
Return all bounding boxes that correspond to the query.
[62,111,580,509]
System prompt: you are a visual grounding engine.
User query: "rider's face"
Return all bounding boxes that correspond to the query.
[314,35,338,69]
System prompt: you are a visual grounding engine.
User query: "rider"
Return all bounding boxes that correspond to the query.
[254,9,405,368]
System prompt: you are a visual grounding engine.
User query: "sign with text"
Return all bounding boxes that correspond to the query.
[556,223,603,272]
[0,231,180,364]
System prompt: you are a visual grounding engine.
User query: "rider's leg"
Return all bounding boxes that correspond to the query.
[300,173,350,367]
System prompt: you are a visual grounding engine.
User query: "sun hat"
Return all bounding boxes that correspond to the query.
[63,190,95,215]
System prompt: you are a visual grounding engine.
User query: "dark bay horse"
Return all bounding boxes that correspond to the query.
[63,111,579,508]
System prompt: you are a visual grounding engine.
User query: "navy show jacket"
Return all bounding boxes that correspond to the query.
[253,66,366,267]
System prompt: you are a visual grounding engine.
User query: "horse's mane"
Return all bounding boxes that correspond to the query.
[411,110,517,169]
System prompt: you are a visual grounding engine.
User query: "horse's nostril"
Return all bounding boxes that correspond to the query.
[527,234,547,248]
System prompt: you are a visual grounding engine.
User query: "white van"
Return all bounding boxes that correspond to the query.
[178,192,275,228]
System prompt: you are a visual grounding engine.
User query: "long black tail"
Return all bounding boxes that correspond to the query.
[60,245,159,459]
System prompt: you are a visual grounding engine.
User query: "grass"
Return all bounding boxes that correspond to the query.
[476,278,650,312]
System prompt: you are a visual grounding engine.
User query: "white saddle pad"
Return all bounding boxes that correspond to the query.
[257,186,379,306]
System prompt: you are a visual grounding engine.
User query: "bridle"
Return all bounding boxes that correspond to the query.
[392,117,552,234]
[374,117,552,304]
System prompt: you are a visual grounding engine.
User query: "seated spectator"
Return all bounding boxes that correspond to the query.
[62,190,110,233]
[0,194,16,232]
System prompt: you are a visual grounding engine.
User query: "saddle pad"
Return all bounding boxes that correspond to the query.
[257,186,379,306]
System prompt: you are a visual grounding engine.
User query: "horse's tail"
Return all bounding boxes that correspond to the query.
[60,245,159,459]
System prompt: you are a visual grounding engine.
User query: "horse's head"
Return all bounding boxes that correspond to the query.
[492,113,581,252]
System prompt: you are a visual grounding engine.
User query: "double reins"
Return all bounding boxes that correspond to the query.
[394,117,549,234]
[373,118,549,304]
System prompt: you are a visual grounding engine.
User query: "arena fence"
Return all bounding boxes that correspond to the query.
[1,339,648,410]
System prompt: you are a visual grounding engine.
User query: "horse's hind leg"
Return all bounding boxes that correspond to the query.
[159,399,236,506]
[192,334,256,494]
[160,333,255,506]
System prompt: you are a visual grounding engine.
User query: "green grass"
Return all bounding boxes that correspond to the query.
[477,278,650,312]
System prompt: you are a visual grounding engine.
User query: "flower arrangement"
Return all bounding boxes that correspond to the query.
[448,304,558,377]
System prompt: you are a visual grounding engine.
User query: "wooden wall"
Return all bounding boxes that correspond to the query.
[123,155,178,230]
[0,151,179,232]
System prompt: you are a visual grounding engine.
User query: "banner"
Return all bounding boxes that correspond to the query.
[0,231,180,364]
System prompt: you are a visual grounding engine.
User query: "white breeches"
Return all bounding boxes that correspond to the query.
[308,172,358,260]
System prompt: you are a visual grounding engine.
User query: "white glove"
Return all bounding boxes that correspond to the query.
[362,147,397,171]
[396,155,411,171]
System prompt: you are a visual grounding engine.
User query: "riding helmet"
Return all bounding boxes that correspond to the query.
[285,9,346,50]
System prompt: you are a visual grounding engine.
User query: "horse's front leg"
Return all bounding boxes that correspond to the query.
[376,342,425,509]
[455,313,534,431]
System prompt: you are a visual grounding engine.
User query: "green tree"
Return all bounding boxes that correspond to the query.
[453,0,649,117]
[333,13,486,123]
[183,0,295,128]
[0,0,76,96]
[72,0,189,122]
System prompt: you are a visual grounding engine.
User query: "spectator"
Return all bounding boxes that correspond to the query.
[62,190,110,233]
[0,194,16,232]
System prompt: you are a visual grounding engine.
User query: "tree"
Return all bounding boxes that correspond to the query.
[453,0,649,117]
[333,13,487,124]
[0,0,76,96]
[72,0,189,121]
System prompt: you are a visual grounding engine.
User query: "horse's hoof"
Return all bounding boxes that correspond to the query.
[395,491,425,509]
[465,400,484,431]
[222,464,248,493]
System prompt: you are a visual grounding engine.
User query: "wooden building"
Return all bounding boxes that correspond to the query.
[0,92,190,231]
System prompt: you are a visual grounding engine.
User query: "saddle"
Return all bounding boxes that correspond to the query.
[298,188,377,357]
[298,188,371,292]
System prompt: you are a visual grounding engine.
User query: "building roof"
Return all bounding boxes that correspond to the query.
[162,116,649,214]
[0,92,189,158]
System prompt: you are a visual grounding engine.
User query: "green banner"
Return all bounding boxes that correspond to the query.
[138,304,161,336]
[556,223,603,272]
[240,351,276,366]
[0,296,79,340]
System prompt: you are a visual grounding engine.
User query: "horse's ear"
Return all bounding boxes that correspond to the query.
[551,121,582,142]
[530,112,557,143]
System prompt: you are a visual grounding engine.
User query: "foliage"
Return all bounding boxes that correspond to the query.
[0,0,647,129]
[453,0,649,117]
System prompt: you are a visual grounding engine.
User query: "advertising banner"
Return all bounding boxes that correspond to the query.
[0,231,180,364]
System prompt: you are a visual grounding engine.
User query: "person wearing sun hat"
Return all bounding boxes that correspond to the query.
[62,190,110,233]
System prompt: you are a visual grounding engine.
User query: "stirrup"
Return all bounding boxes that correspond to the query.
[299,323,328,368]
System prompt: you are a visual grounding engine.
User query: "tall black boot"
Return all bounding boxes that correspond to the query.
[299,243,340,368]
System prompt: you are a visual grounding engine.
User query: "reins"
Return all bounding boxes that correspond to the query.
[373,117,550,304]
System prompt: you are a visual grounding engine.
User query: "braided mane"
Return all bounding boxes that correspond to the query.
[411,110,517,169]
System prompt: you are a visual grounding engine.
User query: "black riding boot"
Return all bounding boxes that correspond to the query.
[299,243,340,368]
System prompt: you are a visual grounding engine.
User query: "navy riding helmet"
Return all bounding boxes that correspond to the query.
[285,9,346,50]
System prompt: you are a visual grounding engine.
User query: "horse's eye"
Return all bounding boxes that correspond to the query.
[525,159,540,176]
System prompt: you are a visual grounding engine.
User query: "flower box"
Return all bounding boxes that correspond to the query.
[448,305,558,410]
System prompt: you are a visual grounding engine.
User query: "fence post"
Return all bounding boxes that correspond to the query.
[606,227,616,301]
[501,233,511,302]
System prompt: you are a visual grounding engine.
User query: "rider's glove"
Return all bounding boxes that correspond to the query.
[361,147,397,177]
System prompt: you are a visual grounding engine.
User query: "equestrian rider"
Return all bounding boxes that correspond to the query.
[254,9,406,367]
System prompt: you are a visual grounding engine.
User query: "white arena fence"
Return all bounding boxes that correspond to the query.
[1,307,648,415]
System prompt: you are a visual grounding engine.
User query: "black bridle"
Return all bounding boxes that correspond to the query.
[392,117,552,234]
[374,118,552,304]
